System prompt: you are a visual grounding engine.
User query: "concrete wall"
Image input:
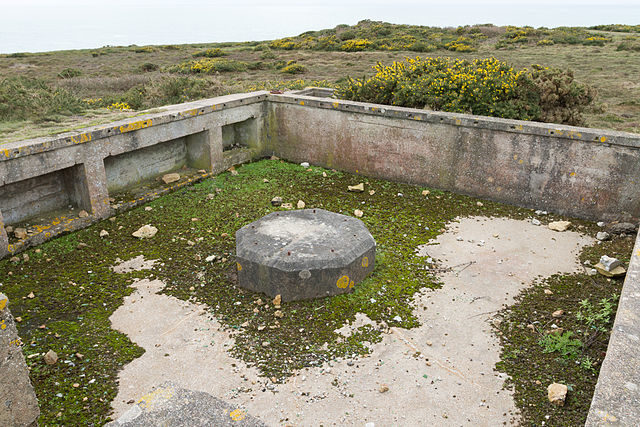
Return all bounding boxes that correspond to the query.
[267,94,640,222]
[1,88,640,424]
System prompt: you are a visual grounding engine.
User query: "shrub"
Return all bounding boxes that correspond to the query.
[527,64,596,125]
[616,39,640,52]
[139,62,159,72]
[192,48,227,58]
[260,49,277,59]
[167,58,247,74]
[335,57,595,125]
[444,37,476,52]
[341,39,373,52]
[280,63,306,74]
[130,46,155,53]
[269,38,297,50]
[0,77,85,121]
[57,68,82,79]
[537,39,555,46]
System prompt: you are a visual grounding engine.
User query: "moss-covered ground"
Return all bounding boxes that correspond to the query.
[495,235,634,426]
[0,158,632,425]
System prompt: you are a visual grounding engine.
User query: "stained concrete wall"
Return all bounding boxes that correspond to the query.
[0,92,269,257]
[266,93,640,222]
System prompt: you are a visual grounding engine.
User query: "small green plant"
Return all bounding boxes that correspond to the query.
[576,295,618,332]
[57,68,82,79]
[538,331,583,359]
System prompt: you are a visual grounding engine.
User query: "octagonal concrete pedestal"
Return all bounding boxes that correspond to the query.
[236,209,376,302]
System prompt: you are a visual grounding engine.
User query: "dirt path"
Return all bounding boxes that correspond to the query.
[110,216,593,426]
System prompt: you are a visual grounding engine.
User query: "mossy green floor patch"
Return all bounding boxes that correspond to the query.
[0,158,625,425]
[495,235,634,426]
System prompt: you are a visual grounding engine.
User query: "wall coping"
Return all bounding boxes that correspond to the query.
[0,91,269,162]
[268,91,640,149]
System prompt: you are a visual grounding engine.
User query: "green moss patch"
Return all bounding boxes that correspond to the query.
[495,235,634,425]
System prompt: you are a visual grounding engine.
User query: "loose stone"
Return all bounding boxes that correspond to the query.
[552,310,564,318]
[78,210,89,218]
[547,383,568,406]
[14,228,28,239]
[348,183,365,192]
[44,350,58,365]
[100,230,109,237]
[548,221,571,232]
[596,231,610,241]
[271,197,283,207]
[132,225,158,239]
[162,173,180,184]
[297,200,306,209]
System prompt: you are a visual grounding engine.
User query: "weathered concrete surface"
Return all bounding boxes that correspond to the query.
[267,94,640,222]
[110,217,592,425]
[236,209,375,301]
[0,293,40,426]
[0,93,268,259]
[107,383,266,427]
[586,226,640,426]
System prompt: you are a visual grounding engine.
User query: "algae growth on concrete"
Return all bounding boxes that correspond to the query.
[0,159,629,425]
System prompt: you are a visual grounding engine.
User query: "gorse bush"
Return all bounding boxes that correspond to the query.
[0,77,86,122]
[192,48,227,58]
[167,58,248,74]
[336,57,595,125]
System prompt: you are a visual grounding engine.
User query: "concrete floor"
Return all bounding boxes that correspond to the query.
[109,216,593,426]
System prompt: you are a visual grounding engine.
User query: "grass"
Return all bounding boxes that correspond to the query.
[0,159,631,425]
[0,23,639,142]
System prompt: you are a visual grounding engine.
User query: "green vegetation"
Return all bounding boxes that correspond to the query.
[0,21,639,139]
[495,236,634,426]
[0,159,629,425]
[0,77,86,122]
[336,57,595,125]
[192,48,228,58]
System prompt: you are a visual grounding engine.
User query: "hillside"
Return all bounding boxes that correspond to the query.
[1,20,639,142]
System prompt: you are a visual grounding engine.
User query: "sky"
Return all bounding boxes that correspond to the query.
[0,0,639,53]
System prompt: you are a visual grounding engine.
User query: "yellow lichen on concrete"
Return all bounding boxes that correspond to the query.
[119,120,153,134]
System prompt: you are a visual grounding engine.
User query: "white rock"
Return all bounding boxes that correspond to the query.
[144,206,153,211]
[532,219,541,226]
[297,200,306,209]
[161,173,180,184]
[547,383,568,406]
[354,209,364,218]
[132,225,158,239]
[205,255,217,262]
[599,255,621,272]
[348,183,365,192]
[300,162,310,168]
[596,231,610,241]
[597,221,606,227]
[548,221,571,232]
[99,230,109,237]
[393,316,403,322]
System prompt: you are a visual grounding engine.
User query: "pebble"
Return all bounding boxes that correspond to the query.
[297,200,306,209]
[44,349,58,365]
[78,210,89,218]
[531,219,541,226]
[547,383,568,406]
[552,310,564,318]
[378,384,389,393]
[132,225,158,239]
[348,183,365,192]
[596,231,610,241]
[354,209,364,218]
[548,221,571,232]
[271,196,283,207]
[99,230,109,237]
[300,162,310,168]
[162,173,180,184]
[144,206,153,211]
